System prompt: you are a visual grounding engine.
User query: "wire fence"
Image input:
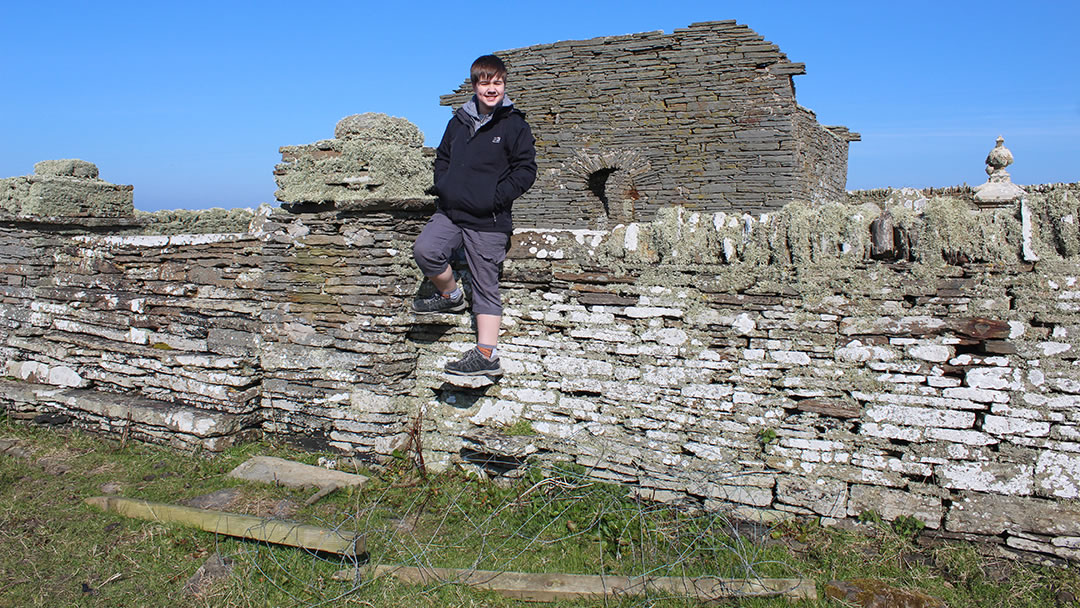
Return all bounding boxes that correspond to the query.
[207,425,807,606]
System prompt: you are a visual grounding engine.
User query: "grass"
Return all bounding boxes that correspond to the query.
[1,415,1078,607]
[503,419,537,436]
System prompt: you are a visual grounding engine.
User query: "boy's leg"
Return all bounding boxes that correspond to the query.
[445,228,509,376]
[412,214,467,313]
[475,314,501,349]
[460,229,509,329]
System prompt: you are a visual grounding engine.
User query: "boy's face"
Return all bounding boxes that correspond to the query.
[472,75,505,114]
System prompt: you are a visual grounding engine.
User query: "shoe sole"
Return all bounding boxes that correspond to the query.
[445,366,504,377]
[411,301,468,314]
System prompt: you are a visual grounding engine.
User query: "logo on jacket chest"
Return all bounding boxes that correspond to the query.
[491,136,501,144]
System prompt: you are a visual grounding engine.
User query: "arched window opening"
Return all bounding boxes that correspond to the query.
[587,167,618,214]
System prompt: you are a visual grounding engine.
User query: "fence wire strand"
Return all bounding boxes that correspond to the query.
[209,424,808,606]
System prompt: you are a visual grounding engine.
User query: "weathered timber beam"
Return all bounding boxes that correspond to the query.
[333,565,817,602]
[86,496,363,556]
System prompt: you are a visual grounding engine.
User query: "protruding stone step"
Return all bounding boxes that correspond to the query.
[0,378,259,451]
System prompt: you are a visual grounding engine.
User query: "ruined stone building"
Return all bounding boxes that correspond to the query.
[441,20,860,228]
[4,22,1080,567]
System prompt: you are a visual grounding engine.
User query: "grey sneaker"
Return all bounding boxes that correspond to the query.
[412,291,467,314]
[445,348,504,377]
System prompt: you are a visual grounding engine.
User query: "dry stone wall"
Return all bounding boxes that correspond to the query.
[2,180,1080,565]
[0,204,428,454]
[440,21,859,229]
[0,221,264,449]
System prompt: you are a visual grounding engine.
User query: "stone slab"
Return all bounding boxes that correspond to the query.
[0,378,257,451]
[227,455,368,489]
[946,492,1080,537]
[183,553,234,596]
[181,488,243,511]
[825,579,944,608]
[847,485,942,529]
[775,475,847,518]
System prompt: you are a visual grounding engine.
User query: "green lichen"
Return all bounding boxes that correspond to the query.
[33,159,99,178]
[1027,185,1080,259]
[275,114,433,206]
[19,177,133,218]
[0,177,29,215]
[584,188,1069,308]
[135,207,256,235]
[911,196,1021,265]
[649,207,720,263]
[770,200,874,267]
[334,113,425,145]
[631,200,880,272]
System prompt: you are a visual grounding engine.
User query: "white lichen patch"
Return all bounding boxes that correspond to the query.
[1035,451,1080,499]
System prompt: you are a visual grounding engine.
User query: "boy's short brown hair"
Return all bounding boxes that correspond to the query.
[470,55,507,84]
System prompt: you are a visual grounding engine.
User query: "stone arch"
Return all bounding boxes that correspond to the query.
[565,150,650,229]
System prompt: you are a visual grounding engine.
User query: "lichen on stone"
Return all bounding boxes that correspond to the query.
[0,160,132,217]
[584,188,1069,304]
[334,113,425,145]
[34,159,99,179]
[135,207,258,235]
[768,199,874,267]
[275,113,434,206]
[0,176,30,215]
[893,196,1021,265]
[620,199,874,271]
[1026,185,1080,259]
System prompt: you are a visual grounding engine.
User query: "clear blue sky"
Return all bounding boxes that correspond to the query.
[1,1,1077,211]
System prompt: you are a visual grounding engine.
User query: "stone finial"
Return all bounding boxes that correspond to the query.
[974,135,1024,206]
[984,136,1013,181]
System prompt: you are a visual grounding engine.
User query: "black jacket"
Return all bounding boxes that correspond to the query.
[433,103,537,232]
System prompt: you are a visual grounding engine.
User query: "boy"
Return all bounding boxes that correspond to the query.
[411,54,537,376]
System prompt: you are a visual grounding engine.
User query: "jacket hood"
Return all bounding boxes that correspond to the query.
[457,95,522,134]
[461,94,514,121]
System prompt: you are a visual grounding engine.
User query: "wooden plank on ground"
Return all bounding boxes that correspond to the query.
[333,565,816,602]
[86,496,363,556]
